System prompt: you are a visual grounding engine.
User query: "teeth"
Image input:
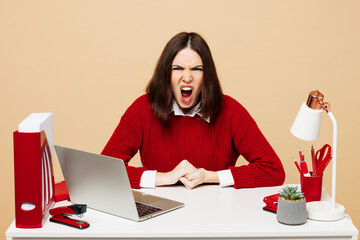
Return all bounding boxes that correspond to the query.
[182,87,192,91]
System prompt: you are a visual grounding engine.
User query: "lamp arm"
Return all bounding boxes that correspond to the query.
[327,111,337,210]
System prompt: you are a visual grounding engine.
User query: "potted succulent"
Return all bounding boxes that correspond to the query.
[277,185,307,225]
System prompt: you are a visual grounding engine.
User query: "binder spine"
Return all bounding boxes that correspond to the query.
[13,131,55,228]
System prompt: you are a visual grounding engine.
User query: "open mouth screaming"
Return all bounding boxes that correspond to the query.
[181,86,193,104]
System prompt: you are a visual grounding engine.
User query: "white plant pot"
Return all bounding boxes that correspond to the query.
[277,197,307,225]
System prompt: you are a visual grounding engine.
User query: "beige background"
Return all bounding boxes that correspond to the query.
[1,0,359,237]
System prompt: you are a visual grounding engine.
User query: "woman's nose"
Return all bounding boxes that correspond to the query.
[182,69,193,83]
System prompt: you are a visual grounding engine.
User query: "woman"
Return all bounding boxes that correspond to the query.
[102,32,285,189]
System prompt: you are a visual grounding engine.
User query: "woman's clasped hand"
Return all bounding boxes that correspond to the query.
[155,160,219,189]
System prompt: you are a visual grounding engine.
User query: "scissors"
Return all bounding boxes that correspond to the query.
[315,144,332,176]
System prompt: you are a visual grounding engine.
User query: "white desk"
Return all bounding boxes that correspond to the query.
[6,185,359,240]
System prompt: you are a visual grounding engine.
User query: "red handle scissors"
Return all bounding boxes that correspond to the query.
[315,144,332,176]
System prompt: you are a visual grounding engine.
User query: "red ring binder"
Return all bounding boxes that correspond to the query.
[13,131,55,228]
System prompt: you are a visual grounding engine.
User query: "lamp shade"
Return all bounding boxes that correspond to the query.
[290,102,323,141]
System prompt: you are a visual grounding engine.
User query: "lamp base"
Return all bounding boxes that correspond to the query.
[306,201,345,221]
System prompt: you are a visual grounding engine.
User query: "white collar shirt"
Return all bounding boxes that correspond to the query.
[171,100,210,123]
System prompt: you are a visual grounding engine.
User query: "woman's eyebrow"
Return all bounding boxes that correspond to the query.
[172,64,203,68]
[192,65,203,68]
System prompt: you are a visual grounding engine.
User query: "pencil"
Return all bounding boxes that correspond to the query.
[311,144,317,177]
[293,158,302,174]
[299,147,305,162]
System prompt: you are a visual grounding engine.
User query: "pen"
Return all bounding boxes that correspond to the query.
[300,160,311,177]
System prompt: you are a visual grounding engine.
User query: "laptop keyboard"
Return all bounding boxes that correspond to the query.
[135,202,162,217]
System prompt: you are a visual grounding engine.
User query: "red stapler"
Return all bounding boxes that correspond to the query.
[263,193,280,214]
[49,204,90,229]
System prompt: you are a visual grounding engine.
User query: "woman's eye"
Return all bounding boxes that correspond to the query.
[193,67,203,71]
[172,67,182,71]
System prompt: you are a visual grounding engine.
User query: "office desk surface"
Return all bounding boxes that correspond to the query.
[6,185,359,240]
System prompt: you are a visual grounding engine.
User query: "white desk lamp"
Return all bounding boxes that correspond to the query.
[290,90,345,221]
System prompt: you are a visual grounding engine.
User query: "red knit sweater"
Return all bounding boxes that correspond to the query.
[102,94,285,189]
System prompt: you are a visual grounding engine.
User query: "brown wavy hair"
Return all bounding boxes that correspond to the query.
[146,32,223,123]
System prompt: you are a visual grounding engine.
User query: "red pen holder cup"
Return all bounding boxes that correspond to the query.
[300,172,323,202]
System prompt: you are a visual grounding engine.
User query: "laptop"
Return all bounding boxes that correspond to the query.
[55,145,184,222]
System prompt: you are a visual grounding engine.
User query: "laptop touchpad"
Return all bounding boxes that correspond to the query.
[133,191,162,204]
